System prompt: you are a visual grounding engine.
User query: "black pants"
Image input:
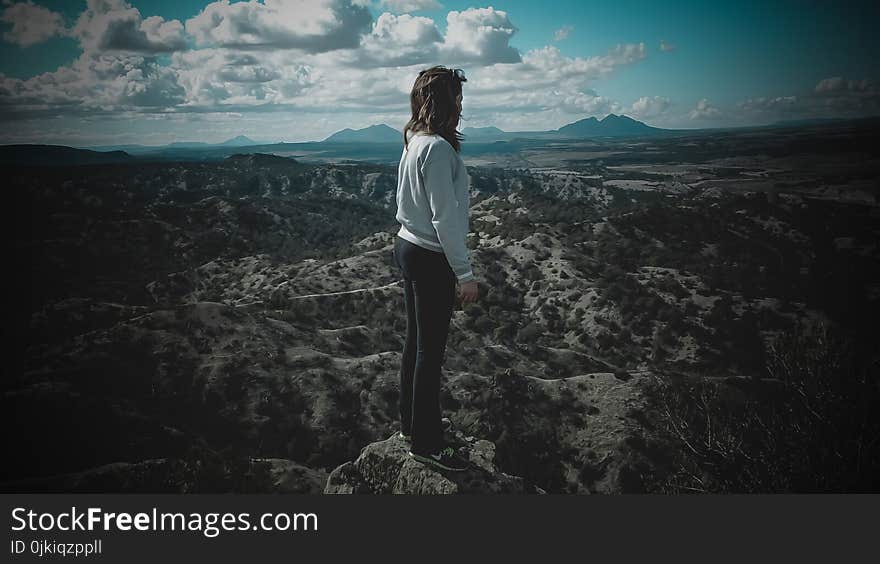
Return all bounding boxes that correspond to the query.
[392,235,455,454]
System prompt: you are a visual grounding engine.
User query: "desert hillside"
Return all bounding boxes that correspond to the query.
[5,121,879,493]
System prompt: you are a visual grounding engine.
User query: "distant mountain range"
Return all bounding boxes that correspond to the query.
[3,115,874,167]
[68,114,668,159]
[89,135,262,154]
[318,114,666,144]
[462,114,666,141]
[0,145,135,167]
[83,118,651,152]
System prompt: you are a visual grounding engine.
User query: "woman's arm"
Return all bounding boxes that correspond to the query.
[420,143,475,283]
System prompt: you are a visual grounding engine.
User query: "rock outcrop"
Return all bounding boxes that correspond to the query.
[325,431,542,494]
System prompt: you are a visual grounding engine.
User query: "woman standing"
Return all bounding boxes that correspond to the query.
[391,66,478,472]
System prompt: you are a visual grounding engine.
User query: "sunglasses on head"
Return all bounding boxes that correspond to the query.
[419,67,467,82]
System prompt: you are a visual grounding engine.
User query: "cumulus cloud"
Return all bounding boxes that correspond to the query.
[72,0,186,54]
[814,76,874,94]
[293,60,418,111]
[455,42,646,121]
[171,48,316,108]
[351,12,442,66]
[163,31,648,119]
[553,25,573,42]
[736,76,879,122]
[0,2,657,139]
[659,39,675,52]
[0,0,67,47]
[3,2,622,117]
[1,1,188,53]
[439,7,521,65]
[607,42,647,64]
[737,95,799,115]
[689,98,721,120]
[167,44,436,114]
[480,42,644,89]
[630,95,670,118]
[0,1,191,117]
[378,0,442,12]
[165,38,648,119]
[557,90,622,115]
[333,6,521,68]
[185,0,372,52]
[0,52,185,114]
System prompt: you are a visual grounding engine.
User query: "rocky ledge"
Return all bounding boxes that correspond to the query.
[325,431,543,494]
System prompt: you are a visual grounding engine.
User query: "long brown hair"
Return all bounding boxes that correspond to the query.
[402,65,466,153]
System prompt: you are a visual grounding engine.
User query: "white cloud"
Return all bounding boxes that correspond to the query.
[350,12,442,66]
[606,42,647,64]
[815,76,874,94]
[659,39,675,52]
[453,42,646,124]
[468,43,644,95]
[0,52,185,113]
[0,2,660,140]
[1,0,66,47]
[737,95,798,115]
[630,95,670,118]
[736,77,879,122]
[378,0,441,12]
[168,45,431,114]
[0,1,188,53]
[185,0,372,52]
[0,1,193,122]
[171,48,315,108]
[72,0,186,54]
[553,25,573,42]
[333,6,521,68]
[0,0,191,118]
[689,98,721,120]
[164,39,650,121]
[439,6,521,65]
[162,33,648,121]
[370,12,440,44]
[558,91,622,115]
[285,57,418,111]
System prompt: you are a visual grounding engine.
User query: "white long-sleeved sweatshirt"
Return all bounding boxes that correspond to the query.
[395,131,475,283]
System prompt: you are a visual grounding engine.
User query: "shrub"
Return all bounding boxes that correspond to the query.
[647,321,880,492]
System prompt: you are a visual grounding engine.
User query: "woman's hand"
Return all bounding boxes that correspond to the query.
[458,280,478,303]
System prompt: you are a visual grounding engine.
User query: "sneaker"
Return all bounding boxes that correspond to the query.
[408,446,469,472]
[399,417,453,440]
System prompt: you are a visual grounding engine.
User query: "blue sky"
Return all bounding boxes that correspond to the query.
[0,0,877,145]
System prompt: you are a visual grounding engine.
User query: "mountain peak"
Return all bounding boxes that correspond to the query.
[556,113,659,138]
[463,126,505,134]
[600,113,637,123]
[220,135,257,146]
[322,124,401,143]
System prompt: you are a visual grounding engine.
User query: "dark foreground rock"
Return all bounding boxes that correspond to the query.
[325,431,543,494]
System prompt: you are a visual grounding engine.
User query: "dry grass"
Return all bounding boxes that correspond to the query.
[646,321,880,493]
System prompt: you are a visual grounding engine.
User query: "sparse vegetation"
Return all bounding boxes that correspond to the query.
[646,322,880,493]
[9,120,879,492]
